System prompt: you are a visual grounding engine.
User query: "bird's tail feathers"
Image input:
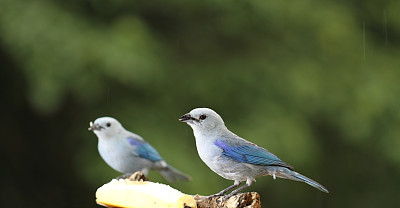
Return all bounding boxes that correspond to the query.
[159,165,192,183]
[291,171,329,193]
[276,168,329,193]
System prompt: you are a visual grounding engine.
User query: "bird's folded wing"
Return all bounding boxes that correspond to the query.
[127,137,163,162]
[215,139,293,170]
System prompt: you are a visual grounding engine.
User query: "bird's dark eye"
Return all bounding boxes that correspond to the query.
[106,122,111,127]
[199,114,207,120]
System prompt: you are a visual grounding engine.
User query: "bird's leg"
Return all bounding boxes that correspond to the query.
[221,179,255,201]
[209,181,242,197]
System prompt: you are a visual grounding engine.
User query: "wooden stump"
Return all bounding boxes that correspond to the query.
[194,192,261,208]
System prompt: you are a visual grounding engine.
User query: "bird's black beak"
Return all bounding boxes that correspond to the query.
[179,114,195,122]
[88,121,104,131]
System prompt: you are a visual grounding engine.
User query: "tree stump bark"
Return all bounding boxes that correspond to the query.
[194,192,260,208]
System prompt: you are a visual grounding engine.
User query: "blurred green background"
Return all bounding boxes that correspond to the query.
[1,0,400,207]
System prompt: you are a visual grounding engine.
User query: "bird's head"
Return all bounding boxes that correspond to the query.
[88,117,123,138]
[179,108,226,134]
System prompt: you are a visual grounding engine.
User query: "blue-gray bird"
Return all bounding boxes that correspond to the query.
[179,108,328,198]
[89,117,191,182]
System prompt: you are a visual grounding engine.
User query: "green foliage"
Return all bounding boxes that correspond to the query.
[1,0,399,207]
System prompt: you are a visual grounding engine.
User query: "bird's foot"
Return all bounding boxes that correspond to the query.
[206,192,226,204]
[218,196,228,203]
[114,172,149,181]
[218,192,237,203]
[207,193,236,203]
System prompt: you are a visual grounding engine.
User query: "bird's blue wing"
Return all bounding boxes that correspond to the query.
[214,139,293,170]
[127,137,163,162]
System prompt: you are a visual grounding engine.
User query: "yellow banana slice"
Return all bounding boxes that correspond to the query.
[96,179,197,208]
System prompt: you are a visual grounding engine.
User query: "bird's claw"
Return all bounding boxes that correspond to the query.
[207,194,230,204]
[216,195,232,203]
[219,196,228,203]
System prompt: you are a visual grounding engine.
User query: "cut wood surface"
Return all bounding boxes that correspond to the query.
[96,172,261,208]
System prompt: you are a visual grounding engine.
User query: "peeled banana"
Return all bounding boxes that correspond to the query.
[96,178,197,208]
